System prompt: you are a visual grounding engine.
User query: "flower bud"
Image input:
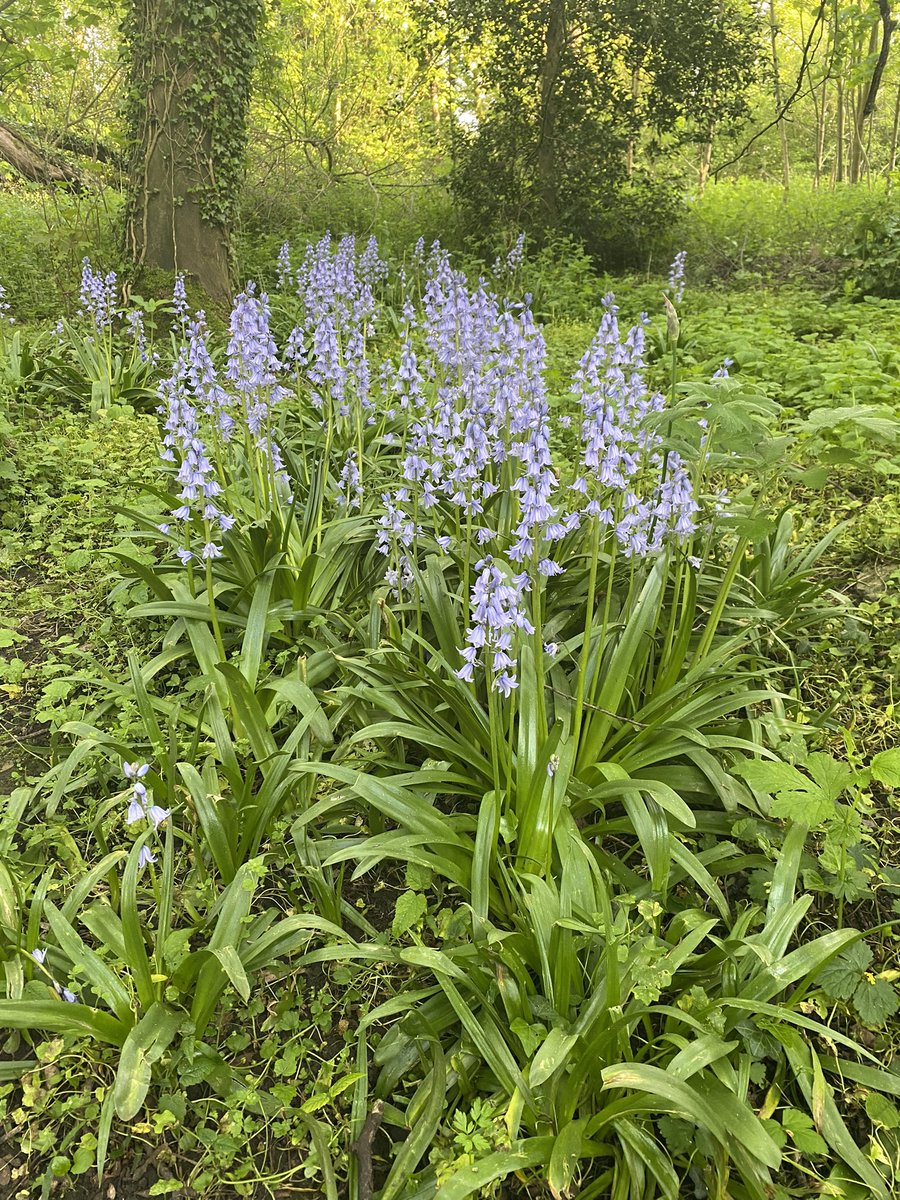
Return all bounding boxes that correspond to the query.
[662,294,680,343]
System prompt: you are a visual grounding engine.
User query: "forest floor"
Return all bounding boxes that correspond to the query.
[1,275,899,1198]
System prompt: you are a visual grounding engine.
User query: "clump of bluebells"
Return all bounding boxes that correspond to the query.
[129,238,707,708]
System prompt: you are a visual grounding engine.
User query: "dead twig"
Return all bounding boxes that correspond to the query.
[351,1099,384,1200]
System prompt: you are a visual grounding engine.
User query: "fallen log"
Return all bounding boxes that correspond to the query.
[0,120,84,191]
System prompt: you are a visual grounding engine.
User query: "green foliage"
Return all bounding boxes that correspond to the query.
[673,179,897,284]
[2,243,900,1199]
[844,206,900,299]
[0,192,123,323]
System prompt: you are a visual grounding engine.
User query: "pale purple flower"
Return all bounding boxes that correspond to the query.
[276,241,292,289]
[457,557,534,697]
[668,251,687,304]
[172,273,188,323]
[146,804,170,829]
[337,448,362,511]
[78,257,117,331]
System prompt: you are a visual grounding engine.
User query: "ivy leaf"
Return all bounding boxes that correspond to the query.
[391,890,427,939]
[817,942,872,1001]
[510,1018,546,1058]
[853,976,899,1027]
[781,1108,827,1157]
[871,748,900,789]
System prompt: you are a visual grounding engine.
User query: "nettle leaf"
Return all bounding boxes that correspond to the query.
[871,748,900,789]
[733,760,808,796]
[817,942,872,1001]
[733,758,834,825]
[781,1108,827,1157]
[805,753,855,803]
[391,890,427,939]
[853,976,900,1027]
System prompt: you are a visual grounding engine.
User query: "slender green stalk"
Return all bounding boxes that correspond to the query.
[486,672,503,803]
[588,535,618,711]
[573,518,601,754]
[205,555,227,663]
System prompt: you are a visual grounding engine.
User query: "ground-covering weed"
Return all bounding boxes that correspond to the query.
[0,241,899,1200]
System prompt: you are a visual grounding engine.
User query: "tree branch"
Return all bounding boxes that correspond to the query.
[712,0,827,179]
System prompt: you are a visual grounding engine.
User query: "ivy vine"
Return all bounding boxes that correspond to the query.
[121,0,263,234]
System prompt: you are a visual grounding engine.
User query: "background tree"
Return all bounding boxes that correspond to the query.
[416,0,763,262]
[121,0,262,302]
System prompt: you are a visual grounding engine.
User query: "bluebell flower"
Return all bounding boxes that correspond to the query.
[337,449,362,511]
[0,282,12,326]
[78,257,117,332]
[668,251,687,304]
[125,309,148,361]
[457,557,533,697]
[146,804,170,829]
[276,241,292,289]
[138,845,156,868]
[494,671,518,698]
[31,948,46,965]
[172,273,188,323]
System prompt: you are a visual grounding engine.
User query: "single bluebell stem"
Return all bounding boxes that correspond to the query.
[572,516,601,757]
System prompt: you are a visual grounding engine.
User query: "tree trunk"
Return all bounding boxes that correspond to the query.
[889,78,900,177]
[863,0,895,120]
[768,0,790,190]
[831,0,844,185]
[536,0,566,224]
[835,78,844,183]
[814,80,827,189]
[850,19,880,183]
[625,66,641,178]
[698,126,715,194]
[122,0,261,304]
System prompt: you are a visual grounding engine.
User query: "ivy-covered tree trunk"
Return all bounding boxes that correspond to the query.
[122,0,262,303]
